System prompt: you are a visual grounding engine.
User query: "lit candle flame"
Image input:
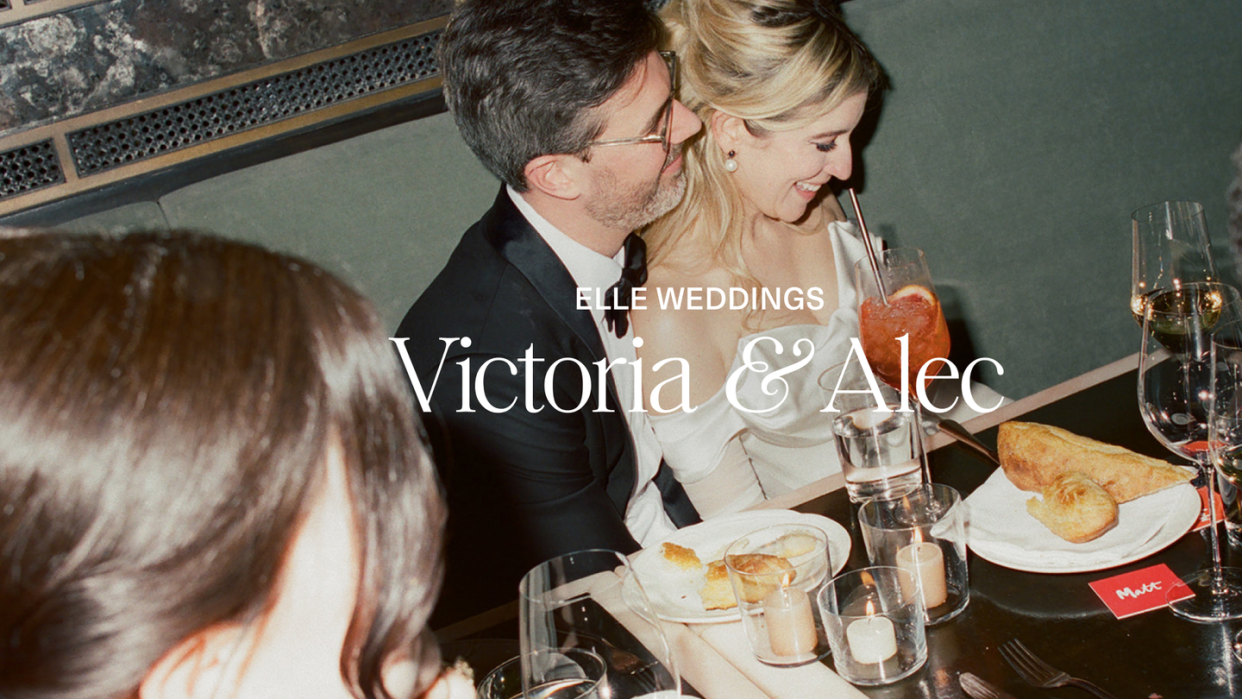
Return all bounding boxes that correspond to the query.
[865,599,875,616]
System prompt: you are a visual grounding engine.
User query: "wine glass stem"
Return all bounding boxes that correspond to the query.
[1204,460,1228,589]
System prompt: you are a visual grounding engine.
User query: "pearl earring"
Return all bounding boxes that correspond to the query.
[724,150,738,172]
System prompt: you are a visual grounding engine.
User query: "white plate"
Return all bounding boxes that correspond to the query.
[627,510,851,624]
[965,468,1200,574]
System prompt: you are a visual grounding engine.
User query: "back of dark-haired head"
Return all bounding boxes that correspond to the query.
[438,0,663,190]
[0,230,446,699]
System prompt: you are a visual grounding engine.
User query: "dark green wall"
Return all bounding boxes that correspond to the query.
[841,0,1242,397]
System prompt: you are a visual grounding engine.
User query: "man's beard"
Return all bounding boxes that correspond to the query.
[585,149,687,233]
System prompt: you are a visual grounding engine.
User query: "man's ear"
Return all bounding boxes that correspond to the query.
[709,111,748,154]
[139,624,250,699]
[524,154,584,201]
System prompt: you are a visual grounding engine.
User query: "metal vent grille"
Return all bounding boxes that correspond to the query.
[67,30,441,177]
[1,140,64,198]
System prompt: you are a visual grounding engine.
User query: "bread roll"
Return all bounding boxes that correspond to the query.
[998,421,1193,503]
[1026,471,1119,542]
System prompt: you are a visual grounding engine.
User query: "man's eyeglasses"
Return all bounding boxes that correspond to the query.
[583,52,678,154]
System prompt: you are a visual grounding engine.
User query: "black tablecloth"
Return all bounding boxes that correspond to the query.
[795,369,1242,698]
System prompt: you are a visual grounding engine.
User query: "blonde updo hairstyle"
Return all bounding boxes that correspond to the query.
[647,0,882,278]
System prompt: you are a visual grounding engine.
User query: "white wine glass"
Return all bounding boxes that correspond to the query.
[519,549,680,699]
[1131,200,1218,325]
[1138,281,1242,621]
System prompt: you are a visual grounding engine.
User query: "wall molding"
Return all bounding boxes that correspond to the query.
[0,14,447,216]
[0,0,108,28]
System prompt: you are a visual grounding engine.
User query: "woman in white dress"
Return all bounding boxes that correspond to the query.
[635,0,1001,516]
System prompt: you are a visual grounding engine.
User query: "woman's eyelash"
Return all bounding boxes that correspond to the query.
[815,141,837,153]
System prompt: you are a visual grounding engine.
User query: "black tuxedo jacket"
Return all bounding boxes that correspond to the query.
[396,188,698,624]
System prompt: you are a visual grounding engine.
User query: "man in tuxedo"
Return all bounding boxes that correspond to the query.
[396,0,703,623]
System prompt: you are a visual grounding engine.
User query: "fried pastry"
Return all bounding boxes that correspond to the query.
[698,553,795,611]
[998,421,1193,503]
[660,541,702,571]
[1026,471,1119,543]
[699,560,735,611]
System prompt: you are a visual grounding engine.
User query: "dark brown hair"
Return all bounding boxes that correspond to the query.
[439,0,664,190]
[0,230,445,699]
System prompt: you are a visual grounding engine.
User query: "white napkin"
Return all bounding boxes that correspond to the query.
[695,622,868,699]
[966,468,1193,568]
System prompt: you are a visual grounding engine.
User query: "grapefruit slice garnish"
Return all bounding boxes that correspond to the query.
[887,284,936,304]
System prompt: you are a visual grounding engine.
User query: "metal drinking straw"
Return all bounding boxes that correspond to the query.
[848,188,935,485]
[848,188,888,303]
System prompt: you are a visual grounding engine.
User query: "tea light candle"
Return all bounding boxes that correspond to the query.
[763,585,817,656]
[846,602,897,665]
[896,539,947,609]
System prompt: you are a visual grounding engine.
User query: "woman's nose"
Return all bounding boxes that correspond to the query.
[826,142,853,181]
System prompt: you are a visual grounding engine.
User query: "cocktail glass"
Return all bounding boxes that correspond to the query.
[854,248,951,483]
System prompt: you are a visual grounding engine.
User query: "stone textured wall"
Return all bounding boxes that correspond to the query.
[0,0,451,137]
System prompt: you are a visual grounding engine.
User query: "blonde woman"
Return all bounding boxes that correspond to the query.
[635,0,1001,515]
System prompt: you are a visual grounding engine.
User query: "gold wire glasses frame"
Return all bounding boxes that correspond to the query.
[583,52,677,154]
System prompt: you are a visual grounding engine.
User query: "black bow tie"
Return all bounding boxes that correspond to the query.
[604,233,648,338]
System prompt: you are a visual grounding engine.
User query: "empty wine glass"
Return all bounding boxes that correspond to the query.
[520,549,680,699]
[1131,200,1218,325]
[1138,281,1242,621]
[1206,319,1242,656]
[1210,318,1242,548]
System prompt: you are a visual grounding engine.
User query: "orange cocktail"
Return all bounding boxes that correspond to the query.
[854,248,951,393]
[859,284,951,390]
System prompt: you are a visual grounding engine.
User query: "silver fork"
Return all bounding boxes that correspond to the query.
[959,672,1017,699]
[999,639,1120,699]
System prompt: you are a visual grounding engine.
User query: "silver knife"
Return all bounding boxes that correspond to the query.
[960,672,1021,699]
[936,418,1001,466]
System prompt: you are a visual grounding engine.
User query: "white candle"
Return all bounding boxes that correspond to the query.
[896,540,947,609]
[846,603,898,665]
[763,585,818,657]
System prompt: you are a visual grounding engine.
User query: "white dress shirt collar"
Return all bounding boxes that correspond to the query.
[507,185,625,296]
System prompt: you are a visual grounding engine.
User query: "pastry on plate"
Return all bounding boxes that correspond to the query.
[660,541,702,571]
[700,560,734,611]
[1026,471,1119,543]
[699,553,794,611]
[998,421,1193,503]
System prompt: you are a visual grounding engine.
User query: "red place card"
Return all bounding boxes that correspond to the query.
[1089,563,1193,619]
[1193,486,1227,531]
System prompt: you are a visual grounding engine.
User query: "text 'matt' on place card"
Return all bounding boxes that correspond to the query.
[1089,563,1192,619]
[1193,486,1226,531]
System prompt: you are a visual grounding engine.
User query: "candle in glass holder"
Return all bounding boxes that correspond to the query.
[897,533,947,609]
[846,600,898,664]
[763,581,817,656]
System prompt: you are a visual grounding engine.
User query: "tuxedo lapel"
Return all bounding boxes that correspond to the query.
[483,189,607,362]
[482,188,637,510]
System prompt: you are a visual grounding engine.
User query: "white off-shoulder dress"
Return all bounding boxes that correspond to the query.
[648,222,1006,516]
